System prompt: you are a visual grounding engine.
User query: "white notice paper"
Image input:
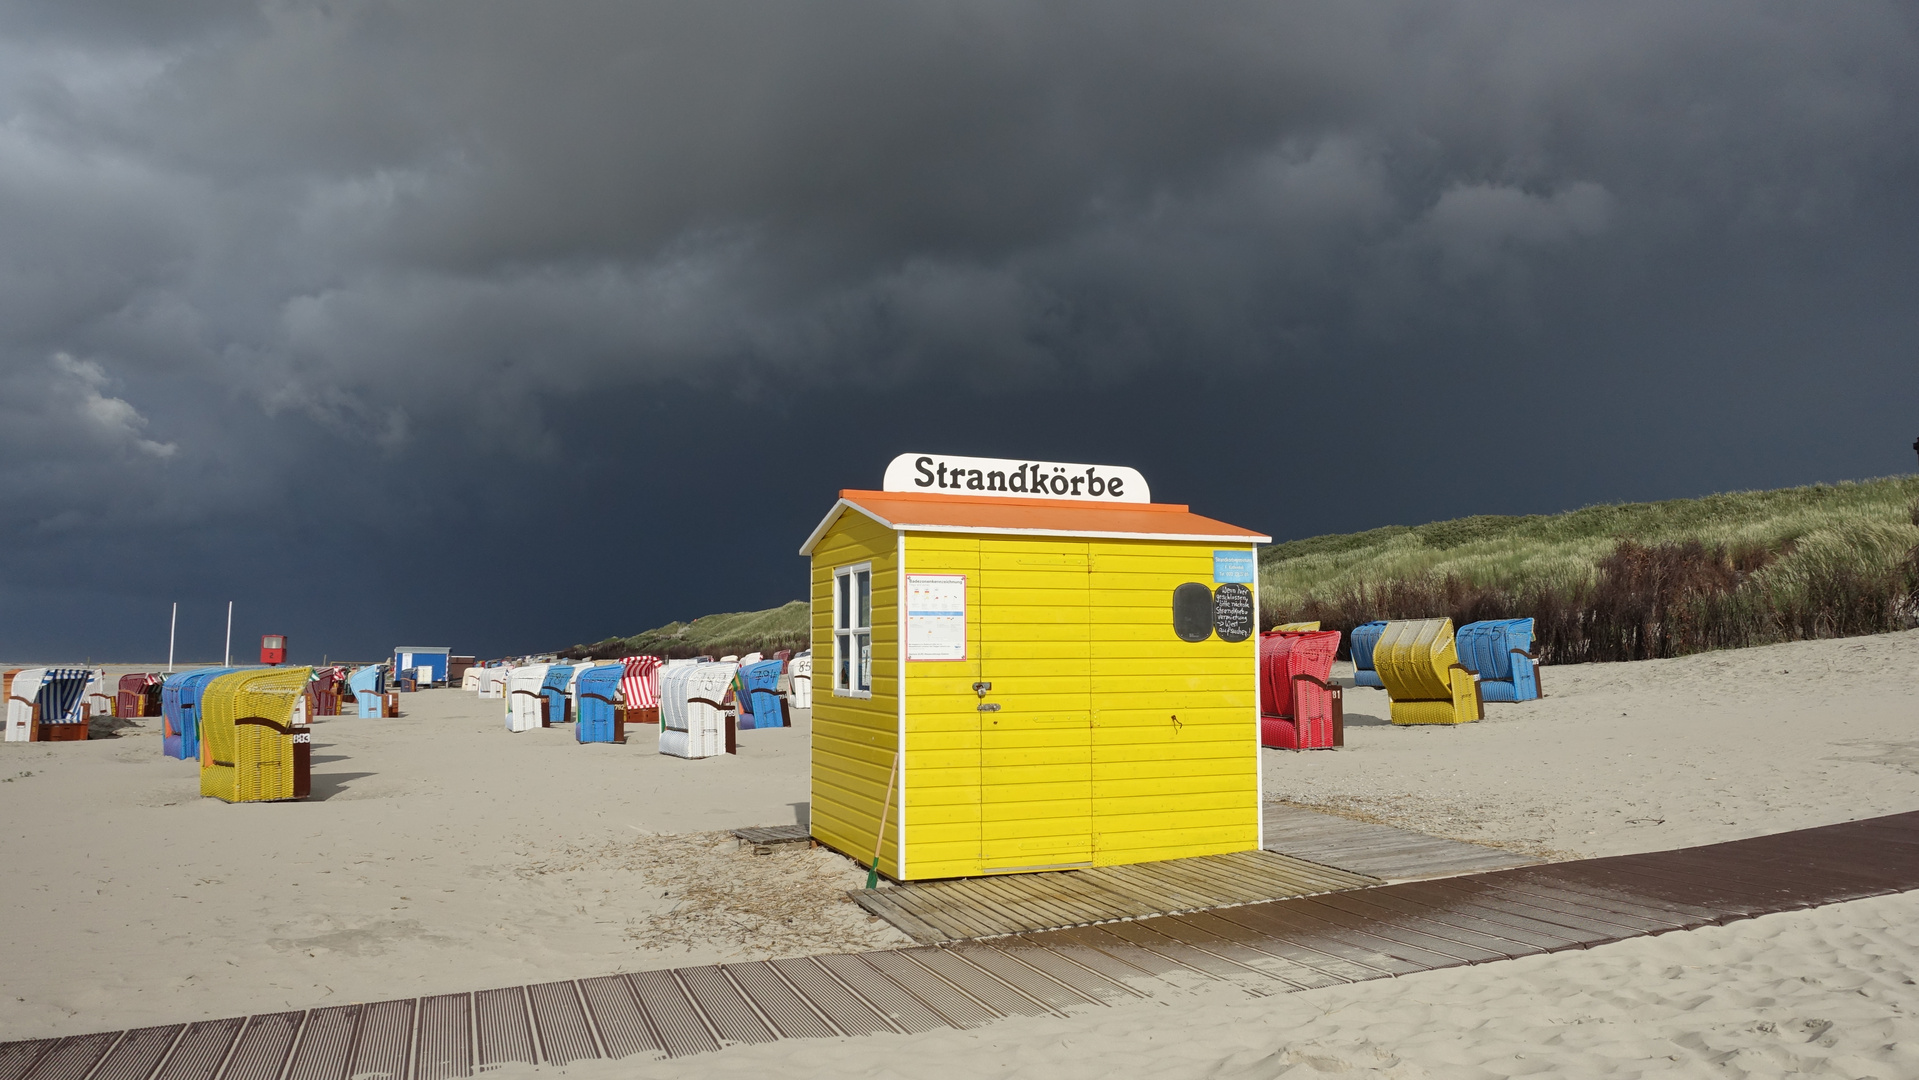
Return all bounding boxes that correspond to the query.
[905,574,967,661]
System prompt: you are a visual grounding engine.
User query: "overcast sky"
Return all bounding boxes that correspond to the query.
[3,0,1916,662]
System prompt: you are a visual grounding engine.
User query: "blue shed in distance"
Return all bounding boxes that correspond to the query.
[393,647,450,686]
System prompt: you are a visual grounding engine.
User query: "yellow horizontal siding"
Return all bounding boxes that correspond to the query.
[1086,538,1259,868]
[810,508,902,877]
[899,534,982,879]
[860,529,1258,880]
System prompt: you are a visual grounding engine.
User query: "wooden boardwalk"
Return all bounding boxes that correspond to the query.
[849,849,1382,944]
[1262,803,1540,880]
[7,812,1918,1072]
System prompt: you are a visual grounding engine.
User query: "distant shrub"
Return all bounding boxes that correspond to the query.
[561,600,811,661]
[1265,476,1919,664]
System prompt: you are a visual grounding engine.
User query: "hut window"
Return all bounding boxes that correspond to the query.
[834,563,873,696]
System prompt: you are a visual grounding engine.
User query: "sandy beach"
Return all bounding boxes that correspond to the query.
[0,689,906,1040]
[4,630,1918,1073]
[490,888,1919,1079]
[1268,630,1919,858]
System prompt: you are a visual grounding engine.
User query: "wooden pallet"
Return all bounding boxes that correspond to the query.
[1263,803,1540,880]
[730,825,812,847]
[848,849,1382,944]
[10,812,1919,1073]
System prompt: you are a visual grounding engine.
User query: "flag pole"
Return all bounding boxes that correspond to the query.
[168,603,177,672]
[225,601,233,666]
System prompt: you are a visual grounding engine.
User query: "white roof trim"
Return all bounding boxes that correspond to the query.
[889,523,1269,544]
[798,499,896,555]
[799,499,1267,554]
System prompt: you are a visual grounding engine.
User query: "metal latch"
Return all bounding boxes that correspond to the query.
[972,681,992,697]
[977,703,1001,712]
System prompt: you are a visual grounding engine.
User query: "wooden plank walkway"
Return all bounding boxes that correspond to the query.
[1262,803,1541,880]
[8,811,1918,1072]
[849,849,1381,944]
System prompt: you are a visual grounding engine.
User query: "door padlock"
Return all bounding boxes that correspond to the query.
[972,681,992,697]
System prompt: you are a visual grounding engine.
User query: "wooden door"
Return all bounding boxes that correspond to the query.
[978,542,1092,872]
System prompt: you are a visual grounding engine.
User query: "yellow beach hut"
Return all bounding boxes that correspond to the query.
[800,454,1271,882]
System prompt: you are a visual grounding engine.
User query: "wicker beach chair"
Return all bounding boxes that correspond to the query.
[1456,618,1544,702]
[1349,620,1388,688]
[735,658,788,730]
[199,667,313,802]
[575,663,625,743]
[660,661,738,758]
[505,664,550,732]
[1259,629,1344,749]
[1374,618,1483,726]
[620,656,662,726]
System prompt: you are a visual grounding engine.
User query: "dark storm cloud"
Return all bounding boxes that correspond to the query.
[2,1,1916,657]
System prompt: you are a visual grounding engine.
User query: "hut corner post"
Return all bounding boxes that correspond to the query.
[867,750,900,890]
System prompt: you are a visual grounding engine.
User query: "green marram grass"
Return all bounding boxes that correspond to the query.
[570,600,810,660]
[1260,475,1919,620]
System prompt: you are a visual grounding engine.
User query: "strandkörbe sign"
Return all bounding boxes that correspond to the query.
[883,454,1151,504]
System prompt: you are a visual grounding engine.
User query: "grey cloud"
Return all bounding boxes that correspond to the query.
[1,0,1916,657]
[17,2,1913,397]
[51,353,177,458]
[1421,181,1615,277]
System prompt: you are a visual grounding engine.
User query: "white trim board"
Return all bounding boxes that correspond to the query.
[800,499,1270,554]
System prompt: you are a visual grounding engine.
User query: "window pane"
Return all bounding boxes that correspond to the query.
[857,633,871,692]
[838,572,851,630]
[837,633,850,689]
[857,571,871,630]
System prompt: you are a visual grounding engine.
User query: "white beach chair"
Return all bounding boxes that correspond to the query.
[659,661,739,759]
[505,664,550,731]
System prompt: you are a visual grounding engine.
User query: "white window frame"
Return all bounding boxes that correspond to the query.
[833,562,874,699]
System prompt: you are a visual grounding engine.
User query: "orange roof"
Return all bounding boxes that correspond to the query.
[799,489,1270,554]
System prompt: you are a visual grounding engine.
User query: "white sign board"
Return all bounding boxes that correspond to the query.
[905,574,968,661]
[884,453,1150,503]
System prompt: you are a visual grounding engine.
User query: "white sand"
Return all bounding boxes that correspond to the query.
[1267,629,1919,858]
[0,692,905,1040]
[4,630,1917,1066]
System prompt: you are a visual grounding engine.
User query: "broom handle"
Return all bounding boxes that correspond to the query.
[867,749,900,889]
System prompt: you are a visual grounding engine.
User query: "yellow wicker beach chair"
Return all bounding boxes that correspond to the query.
[1270,621,1322,633]
[1373,618,1482,726]
[200,667,313,802]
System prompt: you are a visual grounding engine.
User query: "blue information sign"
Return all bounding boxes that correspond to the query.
[1213,550,1256,585]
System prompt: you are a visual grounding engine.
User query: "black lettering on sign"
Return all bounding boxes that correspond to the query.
[1212,583,1253,643]
[1172,582,1214,643]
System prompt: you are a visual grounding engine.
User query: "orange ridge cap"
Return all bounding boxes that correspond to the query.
[839,489,1191,513]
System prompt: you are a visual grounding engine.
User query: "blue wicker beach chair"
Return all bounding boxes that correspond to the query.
[161,668,237,759]
[541,665,575,725]
[735,659,788,730]
[348,664,384,718]
[576,664,625,743]
[1349,621,1388,688]
[1456,618,1543,702]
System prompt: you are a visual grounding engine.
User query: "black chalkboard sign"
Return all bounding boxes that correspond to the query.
[1212,583,1253,643]
[1172,582,1214,642]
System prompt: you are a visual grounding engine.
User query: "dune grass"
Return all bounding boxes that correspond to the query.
[565,600,810,661]
[1261,475,1919,663]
